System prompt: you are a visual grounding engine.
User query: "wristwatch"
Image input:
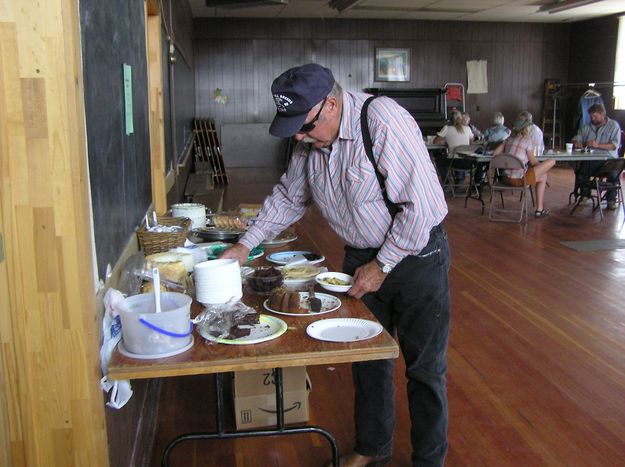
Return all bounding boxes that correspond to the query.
[374,258,393,274]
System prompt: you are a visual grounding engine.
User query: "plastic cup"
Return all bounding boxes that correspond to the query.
[566,143,573,154]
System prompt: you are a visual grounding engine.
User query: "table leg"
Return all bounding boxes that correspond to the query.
[275,367,284,429]
[464,161,485,214]
[161,369,340,467]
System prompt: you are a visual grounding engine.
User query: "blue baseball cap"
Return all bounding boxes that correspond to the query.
[269,64,335,138]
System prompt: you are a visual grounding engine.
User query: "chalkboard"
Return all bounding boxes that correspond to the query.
[80,0,151,278]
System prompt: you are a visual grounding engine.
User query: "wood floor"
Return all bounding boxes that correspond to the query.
[150,166,625,466]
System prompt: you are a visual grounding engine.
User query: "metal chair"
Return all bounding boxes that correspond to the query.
[443,144,484,197]
[571,158,625,221]
[488,154,530,223]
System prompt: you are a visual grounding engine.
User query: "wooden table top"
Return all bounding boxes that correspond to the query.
[108,237,399,381]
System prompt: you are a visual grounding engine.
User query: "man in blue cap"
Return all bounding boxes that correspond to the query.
[222,63,450,467]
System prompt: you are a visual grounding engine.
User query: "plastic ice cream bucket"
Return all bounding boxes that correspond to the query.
[117,292,193,355]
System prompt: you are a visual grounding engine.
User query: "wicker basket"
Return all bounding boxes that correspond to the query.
[136,216,191,255]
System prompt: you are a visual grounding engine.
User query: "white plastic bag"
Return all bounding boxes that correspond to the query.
[100,288,133,409]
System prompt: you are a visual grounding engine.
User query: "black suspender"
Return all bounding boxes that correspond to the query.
[360,96,400,219]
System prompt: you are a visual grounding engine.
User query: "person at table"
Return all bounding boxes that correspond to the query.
[462,111,483,141]
[493,118,556,218]
[482,111,510,149]
[434,110,474,183]
[220,63,451,467]
[434,110,474,154]
[518,110,545,157]
[571,103,622,208]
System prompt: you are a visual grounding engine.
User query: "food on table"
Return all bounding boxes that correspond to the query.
[282,264,322,280]
[146,251,194,272]
[226,312,260,339]
[247,267,283,292]
[237,203,261,217]
[268,288,302,313]
[141,253,190,293]
[308,284,322,313]
[320,276,350,286]
[213,215,247,230]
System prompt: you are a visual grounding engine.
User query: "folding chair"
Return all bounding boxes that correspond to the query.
[443,144,484,198]
[571,158,625,221]
[488,154,530,223]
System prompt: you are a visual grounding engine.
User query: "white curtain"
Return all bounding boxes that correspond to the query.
[467,60,488,94]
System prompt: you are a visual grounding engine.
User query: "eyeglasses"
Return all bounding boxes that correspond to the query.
[298,98,327,133]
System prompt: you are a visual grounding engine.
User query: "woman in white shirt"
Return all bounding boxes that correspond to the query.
[434,110,474,155]
[434,111,474,184]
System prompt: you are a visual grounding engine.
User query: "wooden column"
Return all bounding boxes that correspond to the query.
[0,1,109,465]
[146,0,168,215]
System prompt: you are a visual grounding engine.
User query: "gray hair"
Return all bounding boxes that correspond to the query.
[519,110,533,123]
[493,111,504,125]
[328,81,343,100]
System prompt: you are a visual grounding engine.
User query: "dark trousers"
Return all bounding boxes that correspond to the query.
[343,224,451,466]
[575,161,618,202]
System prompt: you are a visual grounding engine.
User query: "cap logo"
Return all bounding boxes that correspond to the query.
[273,94,293,114]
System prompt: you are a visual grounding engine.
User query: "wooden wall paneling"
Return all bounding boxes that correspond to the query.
[195,40,210,118]
[193,18,571,148]
[0,0,109,465]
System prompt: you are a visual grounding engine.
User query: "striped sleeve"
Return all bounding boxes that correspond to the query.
[238,145,311,249]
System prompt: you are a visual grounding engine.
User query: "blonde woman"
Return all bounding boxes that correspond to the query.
[434,111,474,183]
[434,110,473,155]
[493,119,555,218]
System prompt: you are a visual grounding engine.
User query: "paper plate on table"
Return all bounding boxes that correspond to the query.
[261,230,298,248]
[263,292,341,317]
[282,264,326,290]
[306,318,383,343]
[267,251,325,265]
[197,315,287,345]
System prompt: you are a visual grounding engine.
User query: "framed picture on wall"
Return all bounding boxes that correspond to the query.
[375,48,410,82]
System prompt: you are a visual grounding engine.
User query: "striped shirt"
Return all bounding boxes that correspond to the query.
[239,91,448,268]
[501,135,533,178]
[572,117,621,158]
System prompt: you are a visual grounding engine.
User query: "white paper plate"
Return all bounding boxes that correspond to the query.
[263,292,341,317]
[267,251,325,265]
[261,231,298,247]
[306,318,383,342]
[197,315,287,345]
[117,335,194,360]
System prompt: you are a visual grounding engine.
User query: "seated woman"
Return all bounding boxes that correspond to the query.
[462,112,483,141]
[483,111,511,149]
[492,118,556,218]
[434,110,474,183]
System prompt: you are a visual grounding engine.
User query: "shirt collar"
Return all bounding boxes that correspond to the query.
[337,90,357,141]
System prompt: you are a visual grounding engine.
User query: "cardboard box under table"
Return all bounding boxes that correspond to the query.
[234,367,310,430]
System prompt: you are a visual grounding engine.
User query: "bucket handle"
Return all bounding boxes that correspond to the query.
[138,319,193,338]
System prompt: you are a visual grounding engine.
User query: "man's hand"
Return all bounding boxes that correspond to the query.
[587,140,598,148]
[218,243,251,266]
[573,141,582,149]
[347,260,387,299]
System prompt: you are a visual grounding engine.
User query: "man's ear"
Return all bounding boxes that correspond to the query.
[325,96,339,116]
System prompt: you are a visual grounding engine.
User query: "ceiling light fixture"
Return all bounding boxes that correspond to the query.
[538,0,604,14]
[328,0,364,13]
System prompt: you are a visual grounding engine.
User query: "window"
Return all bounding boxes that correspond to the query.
[614,15,625,109]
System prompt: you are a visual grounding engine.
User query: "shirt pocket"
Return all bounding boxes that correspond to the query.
[309,171,330,211]
[345,165,380,207]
